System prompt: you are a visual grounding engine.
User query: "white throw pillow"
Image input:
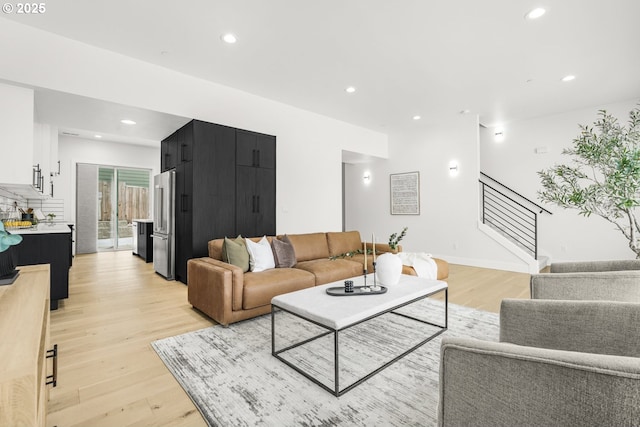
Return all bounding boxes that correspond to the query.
[245,236,276,272]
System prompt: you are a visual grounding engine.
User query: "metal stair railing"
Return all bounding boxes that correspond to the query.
[479,172,552,260]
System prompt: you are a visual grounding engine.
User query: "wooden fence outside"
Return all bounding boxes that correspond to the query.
[99,182,149,222]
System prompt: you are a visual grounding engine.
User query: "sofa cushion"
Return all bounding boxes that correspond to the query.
[286,232,330,262]
[326,230,363,257]
[222,235,250,272]
[243,268,315,310]
[295,259,364,285]
[209,238,225,261]
[272,235,296,268]
[246,236,276,272]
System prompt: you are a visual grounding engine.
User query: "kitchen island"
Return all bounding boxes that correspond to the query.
[11,223,72,310]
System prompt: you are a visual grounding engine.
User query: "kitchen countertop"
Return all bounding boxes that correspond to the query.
[133,219,153,223]
[8,223,72,234]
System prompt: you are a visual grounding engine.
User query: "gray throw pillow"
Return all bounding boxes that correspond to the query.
[272,235,296,268]
[222,235,250,272]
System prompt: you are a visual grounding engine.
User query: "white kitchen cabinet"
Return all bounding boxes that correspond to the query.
[0,83,34,185]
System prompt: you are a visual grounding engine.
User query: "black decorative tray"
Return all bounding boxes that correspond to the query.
[326,285,387,296]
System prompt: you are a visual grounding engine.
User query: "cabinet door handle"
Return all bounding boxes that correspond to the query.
[252,195,256,213]
[181,194,188,212]
[46,344,58,387]
[256,150,260,167]
[256,195,260,213]
[181,144,187,161]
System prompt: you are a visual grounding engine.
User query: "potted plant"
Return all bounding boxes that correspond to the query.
[388,227,408,252]
[47,213,56,224]
[539,106,640,257]
[0,221,23,282]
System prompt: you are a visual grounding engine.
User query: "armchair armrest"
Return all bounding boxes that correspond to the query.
[499,299,640,357]
[438,337,640,427]
[530,271,640,302]
[550,259,640,273]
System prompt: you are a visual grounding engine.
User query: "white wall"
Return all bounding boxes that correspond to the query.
[481,98,640,262]
[57,136,160,224]
[345,113,526,271]
[0,18,388,234]
[0,83,34,184]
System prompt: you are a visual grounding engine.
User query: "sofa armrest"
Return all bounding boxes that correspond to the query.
[550,259,640,273]
[530,271,640,302]
[187,258,244,326]
[438,337,640,427]
[500,299,640,357]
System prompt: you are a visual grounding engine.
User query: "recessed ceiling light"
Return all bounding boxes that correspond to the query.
[525,7,546,20]
[459,109,471,115]
[413,115,421,120]
[345,86,356,93]
[561,75,576,82]
[94,134,102,138]
[221,33,237,44]
[120,119,136,125]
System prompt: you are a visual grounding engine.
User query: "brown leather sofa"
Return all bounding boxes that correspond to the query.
[187,230,449,326]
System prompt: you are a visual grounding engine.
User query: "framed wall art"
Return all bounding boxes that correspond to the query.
[390,171,420,215]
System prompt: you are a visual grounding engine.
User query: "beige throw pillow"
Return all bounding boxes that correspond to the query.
[222,235,250,272]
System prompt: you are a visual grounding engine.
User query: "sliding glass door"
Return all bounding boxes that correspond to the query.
[97,166,150,251]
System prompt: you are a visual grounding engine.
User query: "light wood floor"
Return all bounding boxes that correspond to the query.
[46,251,531,426]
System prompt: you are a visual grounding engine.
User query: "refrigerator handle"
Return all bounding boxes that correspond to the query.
[155,186,163,229]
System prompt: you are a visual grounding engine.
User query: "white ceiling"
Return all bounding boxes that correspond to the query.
[4,0,640,144]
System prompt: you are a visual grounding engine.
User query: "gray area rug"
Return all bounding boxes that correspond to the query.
[152,299,499,426]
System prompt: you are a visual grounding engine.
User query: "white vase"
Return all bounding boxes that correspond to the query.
[375,253,403,286]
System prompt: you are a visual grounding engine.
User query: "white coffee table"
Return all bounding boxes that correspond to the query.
[271,274,448,396]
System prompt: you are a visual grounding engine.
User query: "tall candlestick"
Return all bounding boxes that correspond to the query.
[372,233,376,261]
[364,241,367,268]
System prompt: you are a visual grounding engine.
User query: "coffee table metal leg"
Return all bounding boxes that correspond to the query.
[334,331,339,397]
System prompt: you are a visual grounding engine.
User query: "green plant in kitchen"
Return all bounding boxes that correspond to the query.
[388,227,408,251]
[0,221,23,252]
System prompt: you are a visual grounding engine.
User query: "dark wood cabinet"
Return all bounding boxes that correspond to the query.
[172,121,237,283]
[177,123,193,163]
[14,231,72,310]
[161,131,178,172]
[162,120,276,284]
[135,220,153,262]
[236,129,276,169]
[236,166,276,237]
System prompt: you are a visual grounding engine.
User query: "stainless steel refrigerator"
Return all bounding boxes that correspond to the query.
[152,170,175,280]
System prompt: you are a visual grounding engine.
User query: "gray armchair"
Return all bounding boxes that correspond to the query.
[531,259,640,302]
[438,299,640,426]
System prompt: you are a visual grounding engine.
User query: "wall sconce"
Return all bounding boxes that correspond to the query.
[363,172,371,184]
[448,161,459,176]
[494,128,505,142]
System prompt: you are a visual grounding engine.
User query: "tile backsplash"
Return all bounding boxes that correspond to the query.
[0,187,65,221]
[0,188,24,220]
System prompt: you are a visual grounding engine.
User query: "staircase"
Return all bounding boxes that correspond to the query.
[479,172,552,273]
